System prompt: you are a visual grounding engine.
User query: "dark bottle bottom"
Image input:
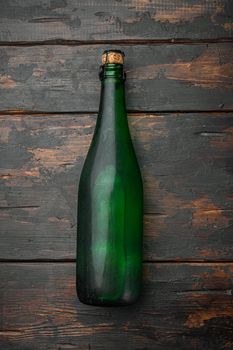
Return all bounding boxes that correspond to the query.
[77,291,140,307]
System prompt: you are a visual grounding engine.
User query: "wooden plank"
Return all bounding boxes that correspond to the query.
[0,44,233,112]
[0,0,232,42]
[0,113,233,261]
[0,262,232,349]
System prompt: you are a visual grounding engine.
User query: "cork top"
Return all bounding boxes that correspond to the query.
[101,49,125,65]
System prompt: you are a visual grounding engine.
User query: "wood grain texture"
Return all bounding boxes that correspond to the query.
[0,0,232,42]
[1,113,233,261]
[0,44,233,112]
[1,1,233,349]
[0,262,233,350]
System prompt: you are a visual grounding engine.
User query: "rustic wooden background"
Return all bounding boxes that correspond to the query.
[0,1,233,349]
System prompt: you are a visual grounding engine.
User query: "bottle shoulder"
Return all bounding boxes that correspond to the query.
[79,147,142,189]
[79,161,143,206]
[81,143,141,177]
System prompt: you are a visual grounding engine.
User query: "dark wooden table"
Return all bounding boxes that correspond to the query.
[0,1,233,349]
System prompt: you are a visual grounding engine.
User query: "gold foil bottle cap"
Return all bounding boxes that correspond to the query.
[101,50,125,65]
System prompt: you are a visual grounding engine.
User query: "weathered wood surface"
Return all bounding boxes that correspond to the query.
[0,44,233,112]
[0,1,233,350]
[1,113,232,261]
[0,0,232,42]
[0,262,233,350]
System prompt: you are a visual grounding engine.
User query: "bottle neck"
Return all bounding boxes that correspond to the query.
[99,63,125,81]
[89,63,131,159]
[98,64,127,127]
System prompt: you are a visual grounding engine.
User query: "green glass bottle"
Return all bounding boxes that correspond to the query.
[76,50,143,306]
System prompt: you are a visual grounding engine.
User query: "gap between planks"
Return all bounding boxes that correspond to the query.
[1,110,233,116]
[0,259,233,264]
[0,38,233,46]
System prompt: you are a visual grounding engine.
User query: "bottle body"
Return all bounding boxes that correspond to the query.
[76,59,143,306]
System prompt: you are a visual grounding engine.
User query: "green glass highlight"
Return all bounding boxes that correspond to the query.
[76,54,143,306]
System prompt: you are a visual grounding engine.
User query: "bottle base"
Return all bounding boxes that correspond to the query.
[77,293,140,307]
